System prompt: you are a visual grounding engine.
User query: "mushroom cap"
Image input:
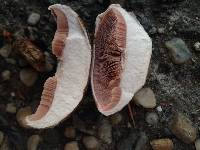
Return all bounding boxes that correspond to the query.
[91,4,152,116]
[25,4,91,128]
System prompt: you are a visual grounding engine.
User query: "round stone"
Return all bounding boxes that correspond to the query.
[83,136,99,150]
[64,141,79,150]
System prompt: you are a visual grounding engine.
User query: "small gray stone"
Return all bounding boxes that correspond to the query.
[195,139,200,150]
[27,135,41,150]
[133,88,156,108]
[6,103,17,114]
[194,42,200,51]
[0,45,11,58]
[98,118,112,144]
[157,27,165,34]
[149,27,157,35]
[1,70,11,80]
[110,113,122,125]
[145,112,159,125]
[83,136,99,150]
[64,141,79,150]
[135,132,149,150]
[169,112,197,144]
[20,68,38,87]
[0,131,4,146]
[165,38,192,64]
[27,13,40,25]
[64,126,76,138]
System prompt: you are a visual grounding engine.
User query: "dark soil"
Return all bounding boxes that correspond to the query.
[0,0,199,150]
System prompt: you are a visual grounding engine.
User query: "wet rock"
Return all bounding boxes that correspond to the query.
[194,42,200,51]
[133,88,156,108]
[83,136,99,150]
[64,141,79,150]
[16,106,32,128]
[98,118,112,144]
[19,68,38,87]
[110,113,122,125]
[1,70,11,80]
[64,126,76,139]
[145,112,159,125]
[165,38,192,64]
[117,130,139,150]
[6,103,17,114]
[0,131,4,146]
[135,132,149,150]
[27,13,40,25]
[13,39,46,72]
[27,135,41,150]
[150,138,173,150]
[195,139,200,150]
[0,45,11,58]
[169,112,197,144]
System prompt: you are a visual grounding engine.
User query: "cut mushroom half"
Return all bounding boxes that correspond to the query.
[25,4,91,128]
[91,4,152,116]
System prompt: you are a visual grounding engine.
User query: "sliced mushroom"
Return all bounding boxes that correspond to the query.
[91,4,152,116]
[25,4,91,128]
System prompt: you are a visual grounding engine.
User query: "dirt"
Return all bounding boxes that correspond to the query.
[0,0,199,150]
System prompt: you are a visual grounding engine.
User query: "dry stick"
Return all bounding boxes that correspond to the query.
[128,103,135,127]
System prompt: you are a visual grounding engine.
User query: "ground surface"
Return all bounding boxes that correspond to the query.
[0,0,199,150]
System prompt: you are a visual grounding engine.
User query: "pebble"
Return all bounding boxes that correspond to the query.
[165,38,192,64]
[64,126,76,138]
[19,68,38,87]
[64,141,79,150]
[16,106,32,128]
[135,132,149,150]
[83,136,99,150]
[27,13,40,25]
[194,42,200,51]
[117,130,139,150]
[145,112,159,125]
[133,87,156,108]
[1,70,11,80]
[0,131,4,146]
[156,106,163,112]
[0,45,11,58]
[195,139,200,150]
[98,118,112,144]
[149,27,157,35]
[150,138,173,150]
[157,27,165,34]
[27,135,41,150]
[6,103,17,114]
[110,113,122,125]
[169,112,197,144]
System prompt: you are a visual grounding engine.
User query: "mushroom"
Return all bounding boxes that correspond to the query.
[91,4,152,116]
[25,4,91,128]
